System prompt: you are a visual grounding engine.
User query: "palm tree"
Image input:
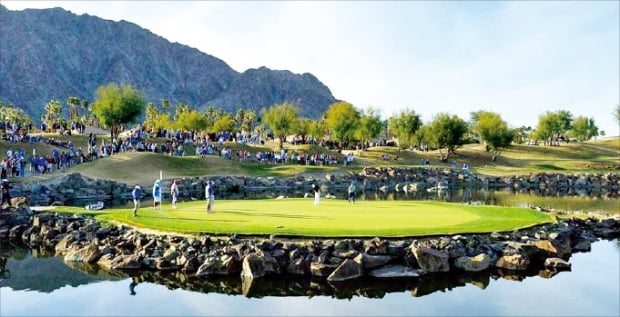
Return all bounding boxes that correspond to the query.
[67,96,80,122]
[43,99,62,130]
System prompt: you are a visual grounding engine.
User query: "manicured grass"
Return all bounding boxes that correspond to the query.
[52,199,553,237]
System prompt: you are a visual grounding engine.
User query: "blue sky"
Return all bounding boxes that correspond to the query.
[3,1,619,136]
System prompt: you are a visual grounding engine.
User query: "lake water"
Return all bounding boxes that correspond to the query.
[1,239,618,316]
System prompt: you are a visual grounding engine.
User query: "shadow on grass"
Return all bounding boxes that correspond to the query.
[132,214,246,223]
[225,209,327,220]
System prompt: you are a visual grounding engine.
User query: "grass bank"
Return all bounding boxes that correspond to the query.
[52,199,553,237]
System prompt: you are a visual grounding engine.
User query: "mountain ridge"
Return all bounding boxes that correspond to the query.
[0,5,336,121]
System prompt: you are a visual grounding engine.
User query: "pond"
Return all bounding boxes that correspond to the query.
[1,239,618,316]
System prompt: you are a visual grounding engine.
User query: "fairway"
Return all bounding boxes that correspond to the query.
[62,199,553,237]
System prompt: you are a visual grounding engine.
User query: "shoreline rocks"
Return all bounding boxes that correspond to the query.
[8,169,620,207]
[1,199,618,285]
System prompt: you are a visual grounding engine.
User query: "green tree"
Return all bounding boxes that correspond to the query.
[309,119,327,142]
[556,110,573,141]
[162,99,171,113]
[514,126,533,144]
[428,113,468,161]
[614,104,620,126]
[535,110,572,146]
[570,116,598,142]
[144,103,162,129]
[324,101,361,148]
[413,124,431,148]
[262,103,300,148]
[212,114,235,133]
[91,83,145,139]
[534,111,559,145]
[174,103,190,120]
[471,111,514,161]
[235,109,245,131]
[0,102,31,126]
[242,109,257,132]
[358,107,383,149]
[175,110,207,132]
[389,109,422,150]
[67,96,80,122]
[43,99,62,131]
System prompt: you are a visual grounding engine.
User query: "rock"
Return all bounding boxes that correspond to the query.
[181,256,200,273]
[534,239,570,259]
[368,265,422,278]
[332,249,359,259]
[453,253,490,272]
[55,234,76,254]
[286,258,308,275]
[64,243,101,263]
[364,237,389,255]
[496,253,530,271]
[98,254,142,270]
[361,253,392,270]
[241,253,280,279]
[10,197,29,207]
[310,262,338,277]
[412,246,450,273]
[544,257,571,269]
[8,225,26,240]
[326,256,363,282]
[154,257,178,270]
[572,240,591,252]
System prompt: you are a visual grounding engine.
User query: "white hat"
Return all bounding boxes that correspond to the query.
[134,185,140,189]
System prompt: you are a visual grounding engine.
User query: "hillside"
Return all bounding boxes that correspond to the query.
[0,5,336,120]
[3,135,618,185]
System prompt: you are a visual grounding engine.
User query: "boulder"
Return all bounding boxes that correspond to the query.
[572,240,591,252]
[534,239,570,259]
[361,253,392,270]
[98,254,142,270]
[453,253,490,272]
[310,262,338,277]
[326,256,363,282]
[10,197,29,207]
[286,258,308,275]
[64,244,101,263]
[154,258,178,271]
[368,265,421,278]
[54,234,75,254]
[544,257,571,270]
[196,254,242,276]
[496,253,530,271]
[412,246,450,273]
[241,253,280,279]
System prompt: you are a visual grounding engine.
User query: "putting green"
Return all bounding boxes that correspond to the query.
[60,198,554,237]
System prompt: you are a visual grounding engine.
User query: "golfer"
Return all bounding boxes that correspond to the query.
[152,179,162,210]
[312,184,321,206]
[206,180,215,213]
[132,185,141,217]
[170,179,179,209]
[348,181,356,203]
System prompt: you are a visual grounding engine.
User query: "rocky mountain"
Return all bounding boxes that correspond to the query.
[0,5,336,121]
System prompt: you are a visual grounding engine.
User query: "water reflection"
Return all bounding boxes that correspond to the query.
[0,243,584,299]
[1,240,618,316]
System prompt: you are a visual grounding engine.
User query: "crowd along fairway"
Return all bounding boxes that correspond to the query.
[55,199,554,237]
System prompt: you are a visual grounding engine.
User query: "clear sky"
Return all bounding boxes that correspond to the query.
[3,1,619,136]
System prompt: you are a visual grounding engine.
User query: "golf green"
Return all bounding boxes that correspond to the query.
[77,198,554,237]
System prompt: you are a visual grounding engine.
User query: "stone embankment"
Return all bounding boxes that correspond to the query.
[1,199,618,283]
[11,168,620,206]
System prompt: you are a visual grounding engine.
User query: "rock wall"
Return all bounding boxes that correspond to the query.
[7,169,620,207]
